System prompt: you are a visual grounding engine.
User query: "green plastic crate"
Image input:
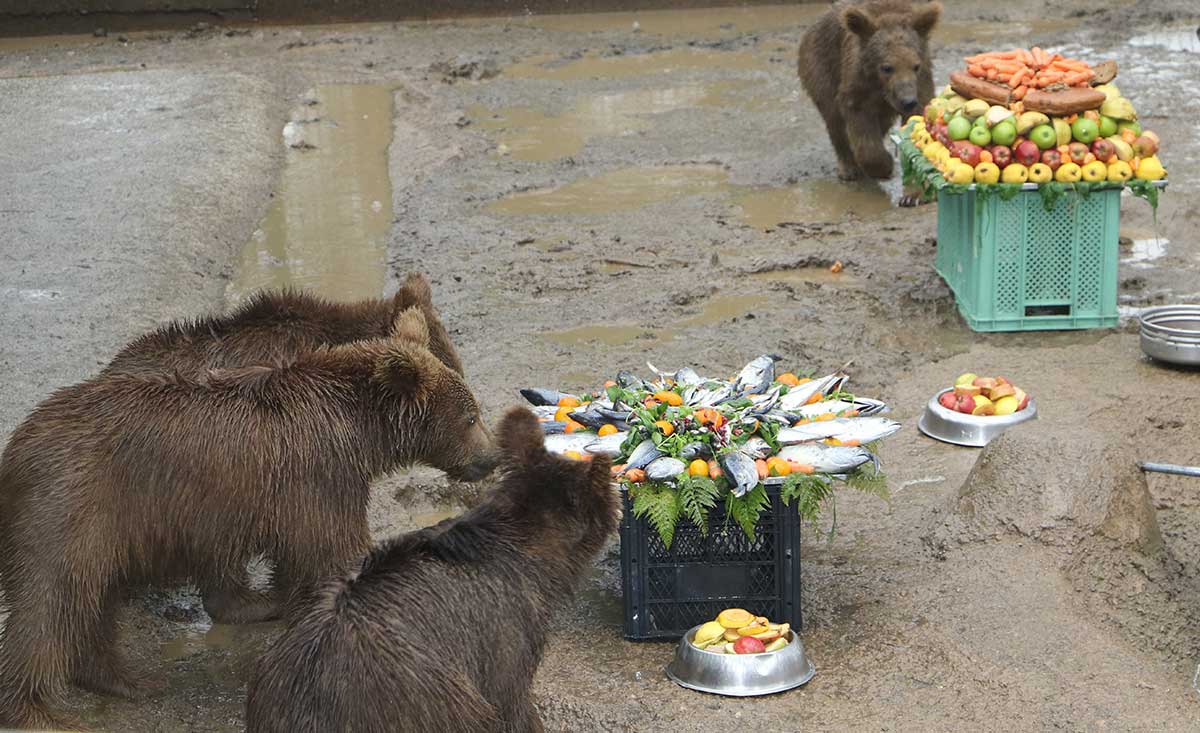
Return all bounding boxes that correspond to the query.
[935,186,1121,332]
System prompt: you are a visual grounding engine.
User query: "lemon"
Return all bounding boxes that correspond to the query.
[1135,155,1165,181]
[1055,162,1082,183]
[1080,160,1108,183]
[973,162,1000,184]
[1107,160,1132,182]
[947,161,974,184]
[1028,163,1053,183]
[1001,163,1029,184]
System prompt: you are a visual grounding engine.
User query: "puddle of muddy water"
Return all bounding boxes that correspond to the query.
[752,267,858,286]
[543,294,767,347]
[735,179,892,230]
[1122,238,1169,267]
[226,84,394,304]
[502,46,769,81]
[488,164,729,215]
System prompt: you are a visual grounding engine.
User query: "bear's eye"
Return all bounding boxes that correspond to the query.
[913,64,921,72]
[466,414,477,426]
[881,64,895,75]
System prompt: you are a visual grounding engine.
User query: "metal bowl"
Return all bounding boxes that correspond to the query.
[665,625,815,697]
[1140,306,1200,366]
[918,388,1037,448]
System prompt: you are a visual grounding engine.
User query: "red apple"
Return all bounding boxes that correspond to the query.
[954,384,982,397]
[957,143,982,167]
[938,391,958,410]
[1013,140,1041,167]
[972,377,998,390]
[934,126,951,147]
[1132,135,1159,157]
[955,394,977,414]
[733,636,766,654]
[1013,388,1030,411]
[989,145,1013,169]
[1040,149,1063,171]
[1091,139,1116,163]
[1068,142,1089,166]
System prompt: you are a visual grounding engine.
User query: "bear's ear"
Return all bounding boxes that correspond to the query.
[373,343,440,402]
[910,1,941,37]
[496,406,546,464]
[840,6,876,38]
[396,272,433,308]
[391,306,431,348]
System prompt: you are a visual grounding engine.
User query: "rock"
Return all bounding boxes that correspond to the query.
[430,55,500,82]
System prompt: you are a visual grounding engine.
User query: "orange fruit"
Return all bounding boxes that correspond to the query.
[796,377,812,385]
[767,457,791,477]
[777,372,800,386]
[805,392,822,405]
[815,413,836,422]
[754,459,769,480]
[654,420,674,436]
[610,464,626,475]
[603,380,617,388]
[643,399,659,408]
[688,459,709,477]
[707,459,723,479]
[598,424,618,437]
[653,390,683,407]
[554,406,573,422]
[564,419,585,433]
[625,468,647,482]
[557,396,581,408]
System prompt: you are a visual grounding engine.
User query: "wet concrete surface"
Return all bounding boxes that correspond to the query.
[2,1,1200,730]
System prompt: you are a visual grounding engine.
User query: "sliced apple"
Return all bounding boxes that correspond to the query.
[1013,388,1030,411]
[988,383,1016,400]
[750,629,781,642]
[994,376,1010,385]
[954,384,982,397]
[764,637,789,652]
[993,395,1019,416]
[971,395,995,416]
[723,628,740,642]
[972,377,998,390]
[724,642,736,654]
[736,624,767,636]
[954,372,978,387]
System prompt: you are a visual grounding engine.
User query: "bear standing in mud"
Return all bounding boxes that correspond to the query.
[245,407,621,733]
[0,308,497,731]
[798,0,941,181]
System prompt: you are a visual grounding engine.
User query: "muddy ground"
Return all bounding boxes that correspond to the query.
[2,1,1200,730]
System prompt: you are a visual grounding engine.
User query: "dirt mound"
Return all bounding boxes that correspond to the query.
[924,426,1200,665]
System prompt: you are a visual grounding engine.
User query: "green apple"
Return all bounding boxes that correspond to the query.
[1098,115,1118,138]
[968,125,992,147]
[1071,118,1099,144]
[1029,124,1057,150]
[1117,120,1142,137]
[990,120,1017,147]
[947,116,972,141]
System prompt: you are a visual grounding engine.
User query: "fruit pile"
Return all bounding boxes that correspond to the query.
[690,608,791,655]
[907,47,1166,187]
[937,373,1031,417]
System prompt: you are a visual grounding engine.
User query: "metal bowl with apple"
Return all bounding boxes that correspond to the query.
[918,375,1037,448]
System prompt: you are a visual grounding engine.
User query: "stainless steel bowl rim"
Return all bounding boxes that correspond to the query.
[666,624,816,697]
[926,387,1035,427]
[918,388,1038,448]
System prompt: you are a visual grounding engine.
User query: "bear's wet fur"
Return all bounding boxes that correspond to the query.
[245,406,621,733]
[799,0,940,180]
[0,309,496,730]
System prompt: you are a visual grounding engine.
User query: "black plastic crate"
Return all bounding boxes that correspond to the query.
[619,484,802,641]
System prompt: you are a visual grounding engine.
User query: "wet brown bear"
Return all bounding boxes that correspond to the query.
[798,0,940,180]
[106,271,464,379]
[0,309,496,731]
[245,406,621,733]
[103,272,464,625]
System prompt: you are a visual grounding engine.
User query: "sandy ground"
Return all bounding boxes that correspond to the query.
[2,2,1200,730]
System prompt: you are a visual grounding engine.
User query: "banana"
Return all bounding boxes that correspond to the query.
[1106,135,1134,162]
[1015,111,1050,135]
[1099,96,1137,121]
[1053,118,1073,147]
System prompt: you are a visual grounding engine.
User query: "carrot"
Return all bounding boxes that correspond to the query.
[1031,46,1049,68]
[1012,85,1028,100]
[839,439,862,447]
[787,462,815,475]
[968,64,986,78]
[1036,71,1064,86]
[1009,67,1030,88]
[986,68,999,81]
[997,73,1011,84]
[1062,71,1091,87]
[1019,48,1035,67]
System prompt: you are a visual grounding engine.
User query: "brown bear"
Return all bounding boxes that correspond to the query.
[105,271,464,379]
[798,0,941,181]
[244,406,621,733]
[103,272,464,624]
[0,309,497,731]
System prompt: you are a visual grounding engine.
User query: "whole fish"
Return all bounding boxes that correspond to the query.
[584,431,628,457]
[646,457,688,481]
[616,370,649,391]
[852,397,891,415]
[530,406,560,420]
[688,384,733,407]
[778,373,847,411]
[777,417,901,445]
[541,421,567,435]
[544,433,603,455]
[794,398,856,419]
[749,386,782,414]
[674,367,704,386]
[568,405,631,430]
[521,388,578,407]
[621,439,662,474]
[777,443,878,474]
[738,437,771,459]
[680,442,712,461]
[734,354,781,396]
[720,451,760,498]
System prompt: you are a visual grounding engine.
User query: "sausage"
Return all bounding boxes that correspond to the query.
[949,71,1011,106]
[1023,87,1107,115]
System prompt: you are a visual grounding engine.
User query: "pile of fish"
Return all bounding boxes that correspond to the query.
[521,355,900,497]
